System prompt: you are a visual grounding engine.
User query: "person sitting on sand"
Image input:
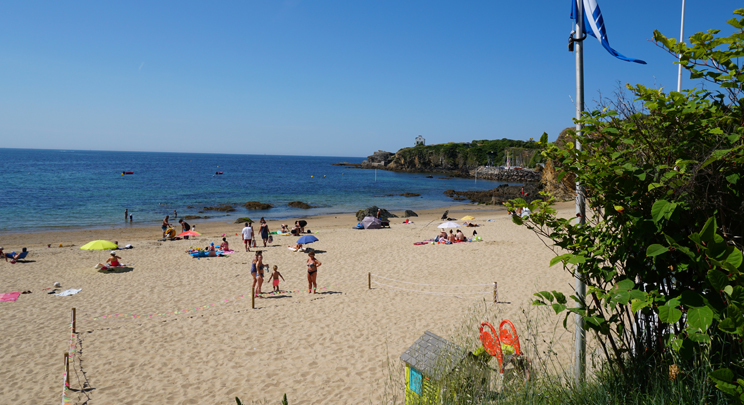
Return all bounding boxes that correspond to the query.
[306,251,321,294]
[97,251,122,269]
[281,224,289,233]
[268,265,285,293]
[220,237,229,251]
[207,243,217,257]
[455,229,465,241]
[6,247,28,260]
[448,230,456,243]
[436,230,447,242]
[0,246,6,262]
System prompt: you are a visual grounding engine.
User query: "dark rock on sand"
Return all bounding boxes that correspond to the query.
[244,201,274,210]
[356,206,398,221]
[235,217,253,224]
[403,210,418,218]
[399,193,421,197]
[202,204,236,212]
[288,201,314,209]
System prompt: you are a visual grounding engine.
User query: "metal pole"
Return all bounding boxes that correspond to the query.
[677,0,686,92]
[574,0,587,385]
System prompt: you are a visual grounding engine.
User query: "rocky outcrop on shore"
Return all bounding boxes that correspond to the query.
[288,201,315,209]
[444,183,544,205]
[472,167,541,182]
[355,206,398,221]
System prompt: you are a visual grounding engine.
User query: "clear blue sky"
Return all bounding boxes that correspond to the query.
[0,1,739,157]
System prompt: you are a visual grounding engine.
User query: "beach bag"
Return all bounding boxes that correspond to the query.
[252,239,257,247]
[268,235,273,243]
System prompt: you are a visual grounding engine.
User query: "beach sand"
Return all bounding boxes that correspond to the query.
[0,202,576,404]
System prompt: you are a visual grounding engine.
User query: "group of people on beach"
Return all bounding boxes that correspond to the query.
[249,249,321,296]
[0,246,27,263]
[240,218,272,252]
[436,229,467,243]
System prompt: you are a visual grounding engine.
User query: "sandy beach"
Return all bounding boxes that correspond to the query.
[0,202,576,404]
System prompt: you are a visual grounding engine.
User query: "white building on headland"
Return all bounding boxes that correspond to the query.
[414,135,425,146]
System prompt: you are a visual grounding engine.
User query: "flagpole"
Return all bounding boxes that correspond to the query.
[677,0,686,92]
[573,0,587,385]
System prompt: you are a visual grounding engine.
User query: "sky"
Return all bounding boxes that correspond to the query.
[0,1,740,157]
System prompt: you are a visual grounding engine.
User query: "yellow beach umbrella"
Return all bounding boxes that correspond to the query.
[460,215,475,221]
[80,240,119,251]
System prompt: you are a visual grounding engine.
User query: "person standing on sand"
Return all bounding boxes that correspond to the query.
[259,217,270,247]
[268,265,284,292]
[178,219,191,240]
[241,222,253,252]
[306,251,321,294]
[162,215,171,238]
[251,251,264,296]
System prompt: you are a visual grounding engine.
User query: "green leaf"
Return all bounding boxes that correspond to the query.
[719,305,744,335]
[647,244,669,257]
[700,217,718,243]
[612,290,631,305]
[549,254,570,267]
[537,291,554,302]
[615,279,635,291]
[648,182,664,191]
[511,215,523,225]
[711,368,735,384]
[687,306,714,332]
[551,303,566,314]
[659,304,683,324]
[631,299,651,313]
[552,291,567,304]
[651,200,670,223]
[725,285,734,296]
[531,300,547,306]
[687,331,712,343]
[708,270,728,291]
[726,173,740,184]
[567,255,587,264]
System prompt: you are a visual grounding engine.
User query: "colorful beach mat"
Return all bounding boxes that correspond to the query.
[0,292,21,302]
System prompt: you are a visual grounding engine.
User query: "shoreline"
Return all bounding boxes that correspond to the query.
[0,201,479,238]
[0,202,492,246]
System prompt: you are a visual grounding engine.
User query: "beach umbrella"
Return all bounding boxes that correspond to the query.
[296,235,319,245]
[80,240,118,262]
[460,215,475,221]
[176,230,201,238]
[80,240,118,251]
[361,216,382,229]
[437,221,461,229]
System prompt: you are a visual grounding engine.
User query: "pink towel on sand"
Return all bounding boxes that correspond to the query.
[0,292,21,302]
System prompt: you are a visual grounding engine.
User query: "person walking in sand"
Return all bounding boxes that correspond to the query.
[306,251,321,294]
[259,217,270,247]
[242,222,253,252]
[251,251,265,296]
[268,265,284,293]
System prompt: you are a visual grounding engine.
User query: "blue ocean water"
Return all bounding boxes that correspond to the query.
[0,148,506,233]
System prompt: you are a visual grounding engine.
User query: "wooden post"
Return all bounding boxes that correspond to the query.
[64,353,70,386]
[251,290,255,309]
[72,308,76,334]
[368,273,371,289]
[493,282,498,303]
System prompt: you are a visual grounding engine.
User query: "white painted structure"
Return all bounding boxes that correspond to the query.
[414,135,425,146]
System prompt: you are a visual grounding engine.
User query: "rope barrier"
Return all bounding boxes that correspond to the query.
[370,274,493,287]
[371,280,490,296]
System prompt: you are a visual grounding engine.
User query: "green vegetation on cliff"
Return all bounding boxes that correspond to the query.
[391,138,540,171]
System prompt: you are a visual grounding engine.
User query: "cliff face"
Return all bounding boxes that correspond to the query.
[361,140,541,180]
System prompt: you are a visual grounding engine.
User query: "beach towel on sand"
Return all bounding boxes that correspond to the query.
[55,289,82,297]
[0,292,21,302]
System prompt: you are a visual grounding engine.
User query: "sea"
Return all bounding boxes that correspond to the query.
[0,148,508,234]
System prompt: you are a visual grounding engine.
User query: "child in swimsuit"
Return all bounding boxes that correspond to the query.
[268,265,285,292]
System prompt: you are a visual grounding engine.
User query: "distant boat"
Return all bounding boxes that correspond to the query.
[215,172,223,175]
[121,171,134,175]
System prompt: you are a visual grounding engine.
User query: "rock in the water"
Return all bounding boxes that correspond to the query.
[288,201,314,209]
[184,215,210,220]
[244,201,273,210]
[399,193,421,197]
[355,206,398,221]
[202,204,236,212]
[403,210,418,217]
[235,217,253,224]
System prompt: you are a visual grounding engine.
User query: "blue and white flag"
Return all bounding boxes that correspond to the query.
[571,0,646,64]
